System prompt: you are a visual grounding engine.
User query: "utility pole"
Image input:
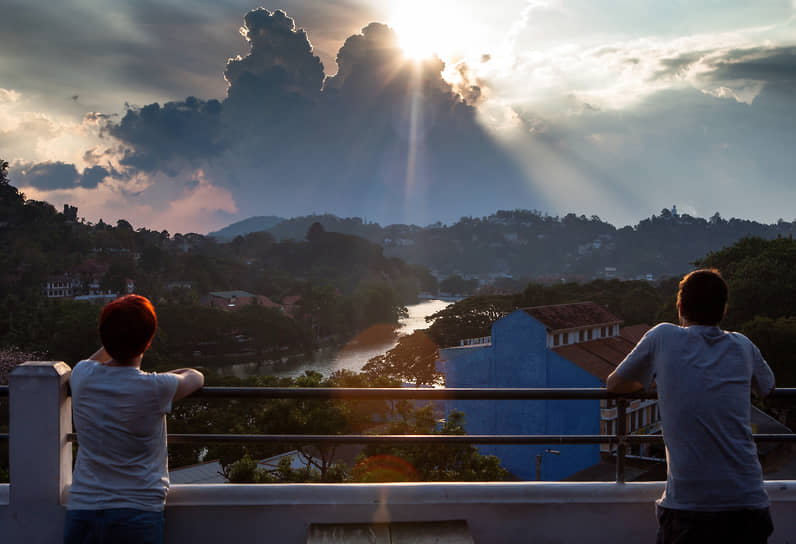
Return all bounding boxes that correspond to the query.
[535,449,561,481]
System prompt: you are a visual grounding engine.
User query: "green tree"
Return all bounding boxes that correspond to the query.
[697,236,796,328]
[426,295,516,348]
[738,316,796,387]
[352,406,510,482]
[363,331,441,386]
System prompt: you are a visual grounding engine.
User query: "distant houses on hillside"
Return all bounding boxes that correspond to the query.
[43,259,134,303]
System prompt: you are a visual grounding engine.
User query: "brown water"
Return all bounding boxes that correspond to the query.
[219,299,451,379]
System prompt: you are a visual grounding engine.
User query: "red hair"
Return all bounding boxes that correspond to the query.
[99,294,157,362]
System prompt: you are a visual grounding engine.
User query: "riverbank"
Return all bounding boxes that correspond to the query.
[215,299,451,379]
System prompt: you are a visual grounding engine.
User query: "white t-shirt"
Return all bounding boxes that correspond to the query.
[67,360,180,511]
[615,323,775,511]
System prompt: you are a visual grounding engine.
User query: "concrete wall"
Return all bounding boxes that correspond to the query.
[160,482,796,544]
[440,311,601,480]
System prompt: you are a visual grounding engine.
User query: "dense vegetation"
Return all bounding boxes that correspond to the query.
[0,162,432,371]
[217,209,795,282]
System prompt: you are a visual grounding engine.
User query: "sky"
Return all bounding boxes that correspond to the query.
[2,1,795,233]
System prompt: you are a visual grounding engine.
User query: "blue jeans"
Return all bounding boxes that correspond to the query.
[64,508,164,544]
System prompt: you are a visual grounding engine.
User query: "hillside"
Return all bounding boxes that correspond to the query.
[212,209,796,281]
[207,215,284,241]
[0,170,434,365]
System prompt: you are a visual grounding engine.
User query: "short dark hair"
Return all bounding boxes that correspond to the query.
[677,269,728,326]
[99,295,157,362]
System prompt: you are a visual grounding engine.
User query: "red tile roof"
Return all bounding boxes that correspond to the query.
[552,324,651,381]
[523,302,622,331]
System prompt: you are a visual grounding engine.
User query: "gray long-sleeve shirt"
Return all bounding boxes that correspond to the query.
[614,323,775,511]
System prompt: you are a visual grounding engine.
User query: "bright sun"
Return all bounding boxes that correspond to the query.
[389,1,464,61]
[393,23,437,60]
[397,26,437,60]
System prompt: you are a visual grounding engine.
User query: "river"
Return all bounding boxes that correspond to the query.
[218,299,451,379]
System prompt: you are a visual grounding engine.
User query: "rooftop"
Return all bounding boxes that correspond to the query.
[523,302,623,332]
[553,324,649,380]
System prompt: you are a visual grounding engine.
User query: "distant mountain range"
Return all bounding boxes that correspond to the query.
[207,209,795,281]
[208,215,285,240]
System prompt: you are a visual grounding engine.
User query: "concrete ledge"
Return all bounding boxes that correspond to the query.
[167,481,796,507]
[159,482,796,543]
[167,481,667,507]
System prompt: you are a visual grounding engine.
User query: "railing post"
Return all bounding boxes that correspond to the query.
[615,399,627,484]
[8,361,72,543]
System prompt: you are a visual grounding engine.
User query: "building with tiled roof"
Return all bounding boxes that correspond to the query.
[438,303,657,480]
[521,302,624,348]
[524,302,622,333]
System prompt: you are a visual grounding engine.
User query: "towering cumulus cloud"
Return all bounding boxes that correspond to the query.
[102,8,539,227]
[225,8,325,106]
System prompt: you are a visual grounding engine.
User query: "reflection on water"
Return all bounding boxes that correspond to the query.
[219,299,451,379]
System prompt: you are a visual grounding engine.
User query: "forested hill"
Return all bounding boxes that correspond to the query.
[208,215,284,240]
[0,167,435,365]
[216,209,795,280]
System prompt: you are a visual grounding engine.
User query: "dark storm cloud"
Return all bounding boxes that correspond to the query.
[0,1,227,112]
[80,165,110,189]
[14,162,111,190]
[108,97,224,172]
[650,46,796,92]
[100,9,542,225]
[16,162,80,191]
[701,46,796,92]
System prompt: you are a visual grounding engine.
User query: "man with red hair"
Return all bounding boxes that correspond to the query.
[64,294,204,544]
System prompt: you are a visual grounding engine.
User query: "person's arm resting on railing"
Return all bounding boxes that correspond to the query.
[606,326,657,394]
[751,342,776,399]
[166,368,205,401]
[606,370,644,393]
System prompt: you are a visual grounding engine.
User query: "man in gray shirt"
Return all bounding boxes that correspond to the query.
[607,269,775,543]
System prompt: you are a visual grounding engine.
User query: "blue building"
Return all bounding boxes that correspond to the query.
[437,302,650,481]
